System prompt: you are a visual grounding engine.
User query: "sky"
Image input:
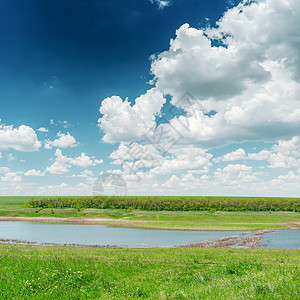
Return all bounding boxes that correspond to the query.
[0,0,300,197]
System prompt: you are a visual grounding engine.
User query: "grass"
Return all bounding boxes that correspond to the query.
[0,197,299,230]
[0,244,299,299]
[0,197,299,298]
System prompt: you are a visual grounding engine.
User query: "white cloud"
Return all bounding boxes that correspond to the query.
[106,169,122,175]
[36,182,92,196]
[213,163,257,185]
[46,161,69,175]
[151,23,270,101]
[98,0,300,161]
[109,142,212,178]
[159,163,258,193]
[214,148,246,163]
[46,149,103,174]
[7,153,16,161]
[145,0,300,148]
[0,152,2,159]
[109,142,162,165]
[149,0,170,9]
[162,175,180,188]
[1,172,22,182]
[0,167,10,173]
[150,147,212,175]
[70,169,94,178]
[247,150,270,161]
[70,153,103,168]
[16,0,297,197]
[44,132,78,149]
[0,124,41,152]
[24,169,45,177]
[267,136,300,169]
[92,0,300,197]
[46,149,71,174]
[37,127,48,133]
[98,88,166,143]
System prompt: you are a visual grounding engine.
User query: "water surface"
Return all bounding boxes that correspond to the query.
[0,221,299,248]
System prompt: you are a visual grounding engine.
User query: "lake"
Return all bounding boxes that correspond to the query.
[0,221,299,248]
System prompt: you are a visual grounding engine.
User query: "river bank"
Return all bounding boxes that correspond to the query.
[1,197,299,230]
[0,212,300,231]
[1,214,300,231]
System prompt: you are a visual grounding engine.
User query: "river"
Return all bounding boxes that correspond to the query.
[0,221,299,248]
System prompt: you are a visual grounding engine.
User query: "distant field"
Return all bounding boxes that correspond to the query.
[26,196,300,212]
[0,196,299,230]
[0,244,299,299]
[0,196,38,204]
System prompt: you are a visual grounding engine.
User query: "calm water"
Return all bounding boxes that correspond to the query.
[257,229,300,249]
[0,221,299,248]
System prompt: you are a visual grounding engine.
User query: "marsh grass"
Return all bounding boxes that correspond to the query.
[0,245,299,299]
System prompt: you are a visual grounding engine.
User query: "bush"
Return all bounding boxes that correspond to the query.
[25,196,300,212]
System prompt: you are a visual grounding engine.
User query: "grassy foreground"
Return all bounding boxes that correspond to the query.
[0,244,299,299]
[0,196,299,230]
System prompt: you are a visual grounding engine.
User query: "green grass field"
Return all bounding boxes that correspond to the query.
[0,196,299,230]
[0,244,299,299]
[0,196,299,299]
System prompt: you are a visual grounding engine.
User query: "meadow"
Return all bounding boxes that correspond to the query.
[0,244,299,299]
[0,196,299,299]
[0,196,299,230]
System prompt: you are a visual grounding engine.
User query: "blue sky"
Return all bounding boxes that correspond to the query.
[0,0,300,196]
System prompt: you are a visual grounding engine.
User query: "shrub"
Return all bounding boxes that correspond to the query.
[25,196,300,212]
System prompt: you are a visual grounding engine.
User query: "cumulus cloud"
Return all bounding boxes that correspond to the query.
[214,148,246,163]
[213,136,300,170]
[24,169,45,177]
[70,153,103,168]
[37,127,48,133]
[213,164,258,186]
[109,142,162,166]
[147,0,300,148]
[94,0,300,195]
[159,163,258,194]
[151,23,270,101]
[150,147,212,175]
[98,88,166,143]
[0,167,10,173]
[46,149,103,174]
[107,141,213,185]
[46,149,70,174]
[267,136,300,169]
[44,132,78,149]
[162,175,180,188]
[99,0,300,151]
[247,150,270,161]
[0,124,41,152]
[1,172,22,182]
